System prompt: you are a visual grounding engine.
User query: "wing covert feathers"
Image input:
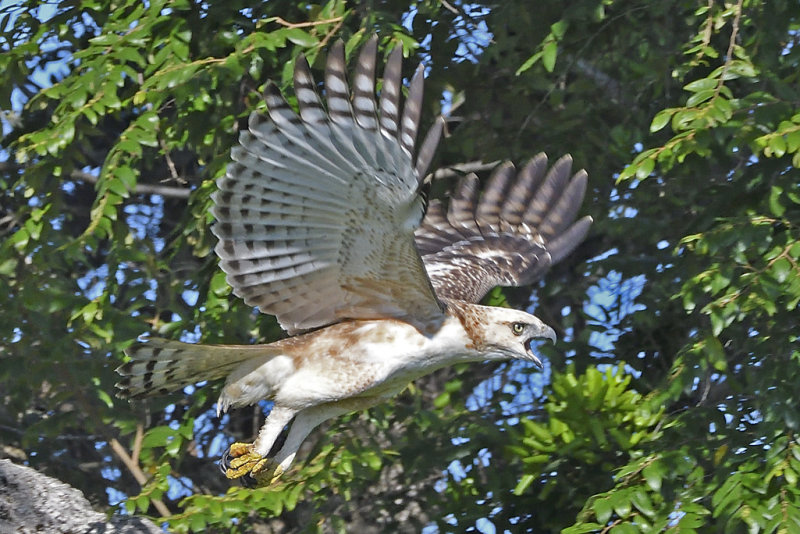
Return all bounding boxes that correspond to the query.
[213,36,444,334]
[416,154,592,303]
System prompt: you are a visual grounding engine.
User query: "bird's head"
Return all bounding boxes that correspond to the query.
[449,301,556,368]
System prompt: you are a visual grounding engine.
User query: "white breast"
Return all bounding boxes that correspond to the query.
[282,316,474,406]
[219,314,477,413]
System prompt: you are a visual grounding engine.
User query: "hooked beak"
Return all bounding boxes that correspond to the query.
[525,324,556,369]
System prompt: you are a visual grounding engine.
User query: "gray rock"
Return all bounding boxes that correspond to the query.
[0,459,161,534]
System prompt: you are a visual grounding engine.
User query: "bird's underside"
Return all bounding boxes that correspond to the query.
[116,35,592,487]
[119,301,556,485]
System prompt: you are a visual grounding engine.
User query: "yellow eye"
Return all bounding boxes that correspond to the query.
[512,322,525,336]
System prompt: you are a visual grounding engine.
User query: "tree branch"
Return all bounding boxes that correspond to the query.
[71,168,193,199]
[2,159,502,199]
[109,438,171,518]
[0,162,192,199]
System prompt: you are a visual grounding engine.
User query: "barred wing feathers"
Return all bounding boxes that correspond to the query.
[416,154,592,303]
[212,38,445,334]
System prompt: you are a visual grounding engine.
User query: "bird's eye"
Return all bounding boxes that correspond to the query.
[512,322,525,336]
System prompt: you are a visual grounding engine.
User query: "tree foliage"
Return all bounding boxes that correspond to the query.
[1,0,799,532]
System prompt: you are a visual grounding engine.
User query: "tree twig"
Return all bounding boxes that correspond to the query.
[713,0,744,99]
[317,15,346,49]
[158,137,184,185]
[131,424,144,466]
[109,437,171,518]
[73,168,193,199]
[440,0,459,15]
[432,160,501,180]
[0,162,192,199]
[272,16,344,29]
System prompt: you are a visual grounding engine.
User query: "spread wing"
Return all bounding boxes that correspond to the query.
[212,37,446,334]
[415,154,592,303]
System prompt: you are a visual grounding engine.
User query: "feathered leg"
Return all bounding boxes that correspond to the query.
[221,405,296,483]
[268,403,355,477]
[228,398,382,487]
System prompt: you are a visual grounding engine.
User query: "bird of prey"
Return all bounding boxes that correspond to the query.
[116,35,592,487]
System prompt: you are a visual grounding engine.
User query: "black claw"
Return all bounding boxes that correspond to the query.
[219,446,233,475]
[218,445,262,488]
[240,473,259,489]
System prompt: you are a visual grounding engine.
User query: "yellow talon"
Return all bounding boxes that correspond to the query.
[224,445,264,478]
[222,442,284,487]
[227,451,262,471]
[228,442,250,456]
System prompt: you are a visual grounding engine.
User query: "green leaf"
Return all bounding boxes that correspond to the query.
[97,389,114,409]
[542,40,558,72]
[522,418,553,443]
[516,51,542,75]
[684,77,717,92]
[209,271,230,296]
[0,258,17,276]
[642,462,663,491]
[709,309,724,336]
[650,109,674,132]
[116,166,137,190]
[283,28,317,47]
[768,135,787,157]
[769,185,786,216]
[713,95,733,118]
[433,391,450,408]
[631,489,655,517]
[784,465,798,486]
[712,475,742,517]
[609,490,631,518]
[593,497,613,523]
[141,426,177,449]
[107,177,129,198]
[725,59,757,78]
[514,473,536,495]
[165,435,182,456]
[769,257,791,284]
[635,157,655,179]
[705,335,727,371]
[786,129,800,152]
[550,20,568,39]
[609,523,639,534]
[686,89,715,107]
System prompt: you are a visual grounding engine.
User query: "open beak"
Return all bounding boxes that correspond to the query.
[525,324,556,369]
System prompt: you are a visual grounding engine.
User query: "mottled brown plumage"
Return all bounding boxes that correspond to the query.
[117,35,591,487]
[415,155,592,302]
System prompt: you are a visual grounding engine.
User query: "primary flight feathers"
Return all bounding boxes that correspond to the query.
[211,37,590,336]
[211,39,444,335]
